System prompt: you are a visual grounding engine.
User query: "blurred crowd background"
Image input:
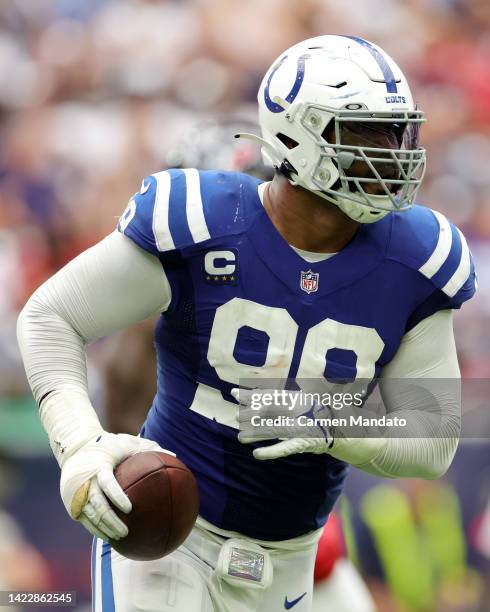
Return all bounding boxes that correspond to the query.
[0,1,489,610]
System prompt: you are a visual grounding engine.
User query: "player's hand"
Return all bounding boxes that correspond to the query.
[231,388,334,459]
[231,388,385,465]
[60,432,171,541]
[249,430,385,464]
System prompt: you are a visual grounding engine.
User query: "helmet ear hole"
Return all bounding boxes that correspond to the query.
[279,159,298,179]
[276,133,299,150]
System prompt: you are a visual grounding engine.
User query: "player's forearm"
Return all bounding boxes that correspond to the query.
[17,278,90,404]
[17,291,102,463]
[373,381,460,479]
[358,434,458,480]
[17,231,171,463]
[328,406,459,480]
[347,396,460,479]
[362,309,462,479]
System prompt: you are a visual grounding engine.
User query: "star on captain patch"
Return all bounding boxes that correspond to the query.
[203,249,239,285]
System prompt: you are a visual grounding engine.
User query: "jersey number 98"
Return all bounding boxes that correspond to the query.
[207,298,384,387]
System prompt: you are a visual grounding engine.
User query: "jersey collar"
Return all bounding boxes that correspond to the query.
[247,183,391,298]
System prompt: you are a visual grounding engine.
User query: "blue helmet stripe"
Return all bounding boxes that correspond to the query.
[343,36,398,93]
[264,53,310,113]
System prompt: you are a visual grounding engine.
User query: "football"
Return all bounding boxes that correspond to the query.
[109,451,199,561]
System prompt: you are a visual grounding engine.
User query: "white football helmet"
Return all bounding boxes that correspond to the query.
[241,35,426,223]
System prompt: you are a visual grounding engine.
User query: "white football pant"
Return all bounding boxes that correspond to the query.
[91,517,322,612]
[312,558,376,612]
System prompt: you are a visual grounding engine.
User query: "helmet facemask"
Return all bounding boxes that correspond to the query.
[296,105,426,221]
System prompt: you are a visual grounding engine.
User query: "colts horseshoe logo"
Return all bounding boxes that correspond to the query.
[264,53,310,113]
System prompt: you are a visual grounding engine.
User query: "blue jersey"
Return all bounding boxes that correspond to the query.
[118,168,476,540]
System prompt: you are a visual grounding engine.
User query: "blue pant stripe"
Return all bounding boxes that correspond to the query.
[91,538,96,612]
[101,542,116,612]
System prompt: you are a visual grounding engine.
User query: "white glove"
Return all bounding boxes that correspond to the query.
[249,430,385,464]
[60,432,171,542]
[232,387,386,465]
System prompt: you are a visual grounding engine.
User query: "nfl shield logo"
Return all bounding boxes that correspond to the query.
[300,270,319,294]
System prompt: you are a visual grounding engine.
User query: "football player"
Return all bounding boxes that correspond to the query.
[17,35,476,612]
[102,114,374,610]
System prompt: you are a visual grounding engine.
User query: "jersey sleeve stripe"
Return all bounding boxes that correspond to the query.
[152,171,175,252]
[418,210,452,279]
[167,169,194,248]
[441,228,471,297]
[183,168,211,244]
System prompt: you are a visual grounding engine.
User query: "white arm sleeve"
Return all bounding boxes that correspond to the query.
[17,231,170,463]
[360,309,461,479]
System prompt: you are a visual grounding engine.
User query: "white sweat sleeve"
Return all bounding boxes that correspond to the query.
[359,309,461,479]
[17,231,171,463]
